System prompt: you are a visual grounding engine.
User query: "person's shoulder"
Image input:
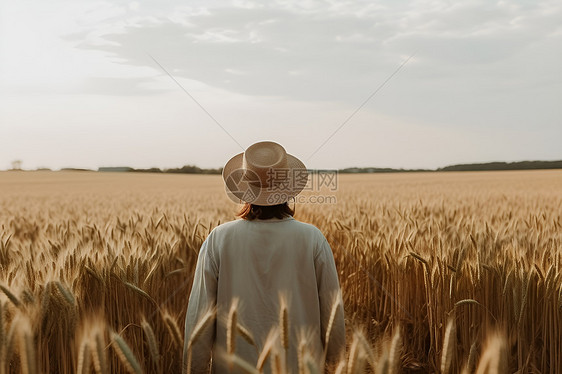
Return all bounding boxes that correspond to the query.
[291,220,332,258]
[209,218,326,240]
[290,219,327,240]
[208,218,247,236]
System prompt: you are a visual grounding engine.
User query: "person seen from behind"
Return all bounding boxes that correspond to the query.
[182,141,345,373]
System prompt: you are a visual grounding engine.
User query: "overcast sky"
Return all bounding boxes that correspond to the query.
[1,0,561,170]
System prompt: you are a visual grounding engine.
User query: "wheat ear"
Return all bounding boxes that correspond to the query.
[162,312,182,348]
[387,327,401,374]
[76,337,91,374]
[279,298,289,352]
[237,322,256,347]
[257,329,279,372]
[91,329,109,374]
[111,332,143,374]
[441,317,456,374]
[187,308,217,350]
[227,299,239,355]
[141,318,160,369]
[17,317,36,374]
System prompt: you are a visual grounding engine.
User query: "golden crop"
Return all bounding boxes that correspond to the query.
[0,170,561,373]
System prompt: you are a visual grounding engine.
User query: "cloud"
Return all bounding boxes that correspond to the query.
[1,76,171,96]
[4,0,560,169]
[62,1,561,134]
[69,2,561,87]
[66,5,398,102]
[76,76,171,95]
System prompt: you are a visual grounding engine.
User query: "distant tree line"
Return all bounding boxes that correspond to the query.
[127,165,223,174]
[339,161,562,173]
[125,160,561,174]
[8,160,561,174]
[437,160,562,172]
[338,167,431,173]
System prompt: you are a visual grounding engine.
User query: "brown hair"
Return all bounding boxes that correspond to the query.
[236,202,295,221]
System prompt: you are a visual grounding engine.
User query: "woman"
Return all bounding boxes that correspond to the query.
[182,141,345,373]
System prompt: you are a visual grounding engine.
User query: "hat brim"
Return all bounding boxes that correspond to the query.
[222,152,308,206]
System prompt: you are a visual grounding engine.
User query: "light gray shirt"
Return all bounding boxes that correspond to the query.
[182,216,345,373]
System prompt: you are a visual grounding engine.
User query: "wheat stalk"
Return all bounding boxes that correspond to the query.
[387,328,401,374]
[0,302,5,372]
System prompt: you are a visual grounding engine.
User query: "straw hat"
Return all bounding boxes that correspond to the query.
[222,141,308,206]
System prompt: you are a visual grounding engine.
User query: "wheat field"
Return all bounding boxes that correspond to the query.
[0,170,561,373]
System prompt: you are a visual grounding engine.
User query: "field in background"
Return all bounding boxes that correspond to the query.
[0,170,561,373]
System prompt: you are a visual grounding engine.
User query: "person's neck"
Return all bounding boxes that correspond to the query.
[255,216,294,221]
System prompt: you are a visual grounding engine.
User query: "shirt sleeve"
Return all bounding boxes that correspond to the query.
[314,235,346,363]
[182,235,218,374]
